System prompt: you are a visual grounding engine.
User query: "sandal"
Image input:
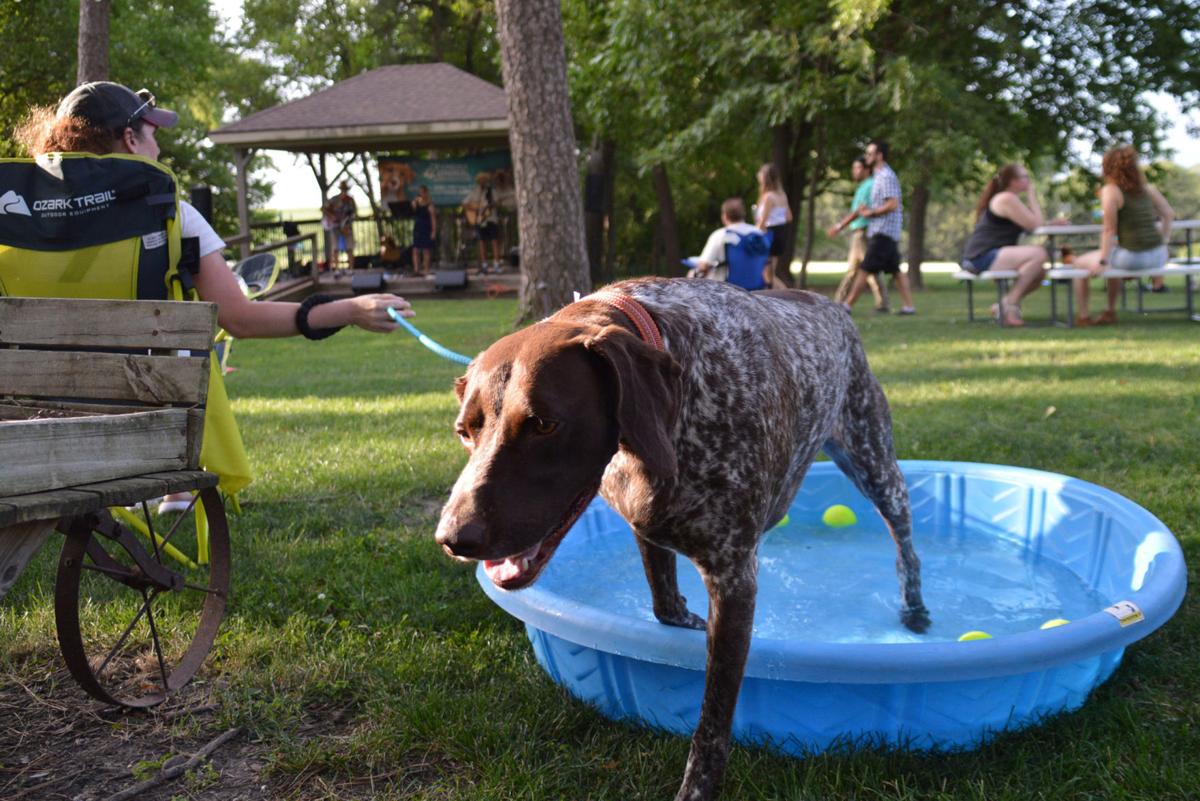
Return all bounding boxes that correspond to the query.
[1074,314,1093,328]
[1091,309,1118,326]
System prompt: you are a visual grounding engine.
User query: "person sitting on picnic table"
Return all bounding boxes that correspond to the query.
[961,163,1054,327]
[1071,145,1175,326]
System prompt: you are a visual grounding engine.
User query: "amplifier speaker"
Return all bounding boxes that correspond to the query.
[351,272,386,294]
[434,269,469,290]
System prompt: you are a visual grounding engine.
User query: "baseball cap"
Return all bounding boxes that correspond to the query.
[56,81,179,131]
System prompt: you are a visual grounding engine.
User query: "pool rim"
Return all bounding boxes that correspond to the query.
[477,460,1187,685]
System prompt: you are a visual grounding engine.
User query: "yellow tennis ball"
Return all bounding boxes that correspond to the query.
[772,513,790,529]
[1040,618,1070,629]
[821,504,857,528]
[958,630,992,642]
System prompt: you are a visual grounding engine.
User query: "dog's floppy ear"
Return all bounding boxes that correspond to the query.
[582,325,681,484]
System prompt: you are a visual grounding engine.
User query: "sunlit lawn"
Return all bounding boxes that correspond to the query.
[3,273,1197,800]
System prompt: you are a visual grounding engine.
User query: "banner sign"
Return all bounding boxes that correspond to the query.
[378,151,514,209]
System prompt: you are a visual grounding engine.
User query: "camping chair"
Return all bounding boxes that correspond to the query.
[724,228,771,291]
[0,152,251,554]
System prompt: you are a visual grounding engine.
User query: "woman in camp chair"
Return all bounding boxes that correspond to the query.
[10,82,415,511]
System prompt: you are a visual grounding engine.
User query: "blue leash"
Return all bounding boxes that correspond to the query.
[388,307,472,365]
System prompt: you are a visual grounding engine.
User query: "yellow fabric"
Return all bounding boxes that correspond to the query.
[0,153,253,498]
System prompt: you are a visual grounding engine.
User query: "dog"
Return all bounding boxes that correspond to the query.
[379,159,416,206]
[435,278,930,801]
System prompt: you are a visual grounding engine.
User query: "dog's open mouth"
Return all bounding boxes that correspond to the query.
[483,483,599,591]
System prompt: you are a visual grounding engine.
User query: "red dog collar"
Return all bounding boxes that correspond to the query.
[585,289,664,351]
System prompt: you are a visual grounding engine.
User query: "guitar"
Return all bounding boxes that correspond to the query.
[462,187,496,226]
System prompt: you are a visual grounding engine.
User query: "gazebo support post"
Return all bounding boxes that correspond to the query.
[234,147,255,261]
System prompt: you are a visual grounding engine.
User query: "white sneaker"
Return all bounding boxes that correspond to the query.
[157,495,193,515]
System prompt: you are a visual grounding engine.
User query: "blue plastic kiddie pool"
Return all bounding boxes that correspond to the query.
[477,461,1187,754]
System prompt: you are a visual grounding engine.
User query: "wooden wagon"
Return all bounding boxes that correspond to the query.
[0,297,230,708]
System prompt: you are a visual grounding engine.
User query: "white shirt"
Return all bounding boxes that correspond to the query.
[179,200,225,257]
[698,222,760,266]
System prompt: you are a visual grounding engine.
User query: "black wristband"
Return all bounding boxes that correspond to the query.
[296,294,345,340]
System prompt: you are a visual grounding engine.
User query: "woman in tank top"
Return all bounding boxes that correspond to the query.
[754,163,792,287]
[1072,145,1174,326]
[961,164,1052,327]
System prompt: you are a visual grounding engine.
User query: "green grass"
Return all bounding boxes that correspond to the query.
[3,274,1198,800]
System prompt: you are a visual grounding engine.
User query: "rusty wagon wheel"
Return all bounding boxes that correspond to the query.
[53,486,230,708]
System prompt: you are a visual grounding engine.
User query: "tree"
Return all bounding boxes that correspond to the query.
[0,1,277,237]
[76,0,111,83]
[495,0,590,320]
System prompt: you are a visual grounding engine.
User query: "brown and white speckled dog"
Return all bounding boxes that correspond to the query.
[436,277,930,801]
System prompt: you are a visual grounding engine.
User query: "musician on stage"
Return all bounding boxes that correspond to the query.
[462,171,503,274]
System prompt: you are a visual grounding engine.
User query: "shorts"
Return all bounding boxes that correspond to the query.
[962,247,1000,274]
[1111,244,1168,271]
[477,221,500,242]
[766,224,787,257]
[847,229,868,271]
[337,228,354,251]
[861,233,901,275]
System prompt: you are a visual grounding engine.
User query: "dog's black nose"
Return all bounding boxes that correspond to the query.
[436,518,488,557]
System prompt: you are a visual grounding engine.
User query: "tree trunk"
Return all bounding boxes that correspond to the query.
[600,139,617,284]
[495,0,591,322]
[772,123,796,287]
[358,153,386,243]
[76,0,111,84]
[585,137,606,284]
[429,0,446,62]
[786,123,813,288]
[799,127,826,286]
[651,163,683,277]
[907,176,930,290]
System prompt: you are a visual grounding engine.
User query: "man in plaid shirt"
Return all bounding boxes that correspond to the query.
[844,139,917,314]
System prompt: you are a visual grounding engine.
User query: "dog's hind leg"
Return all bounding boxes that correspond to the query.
[637,537,705,630]
[824,374,930,633]
[675,556,757,801]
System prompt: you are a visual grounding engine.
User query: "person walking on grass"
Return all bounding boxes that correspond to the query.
[961,164,1055,328]
[1071,145,1174,326]
[842,139,916,315]
[827,156,889,311]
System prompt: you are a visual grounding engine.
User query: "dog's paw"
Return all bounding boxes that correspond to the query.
[901,605,931,634]
[656,605,706,630]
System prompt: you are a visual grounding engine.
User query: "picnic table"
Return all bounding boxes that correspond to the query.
[954,219,1200,326]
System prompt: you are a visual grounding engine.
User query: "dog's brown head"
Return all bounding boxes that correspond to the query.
[436,318,681,590]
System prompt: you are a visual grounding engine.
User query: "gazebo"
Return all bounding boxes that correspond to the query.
[208,62,509,258]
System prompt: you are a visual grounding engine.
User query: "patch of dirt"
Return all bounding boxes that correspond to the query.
[0,667,452,800]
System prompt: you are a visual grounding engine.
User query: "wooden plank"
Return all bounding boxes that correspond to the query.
[0,519,56,600]
[0,408,193,496]
[0,297,217,351]
[0,350,209,405]
[0,470,216,528]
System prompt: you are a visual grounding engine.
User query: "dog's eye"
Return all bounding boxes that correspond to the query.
[456,427,473,450]
[531,417,558,436]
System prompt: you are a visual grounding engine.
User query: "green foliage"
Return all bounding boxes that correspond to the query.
[239,0,502,87]
[0,1,278,236]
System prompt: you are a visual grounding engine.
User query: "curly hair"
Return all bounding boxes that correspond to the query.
[973,163,1025,221]
[1101,145,1145,195]
[13,106,120,156]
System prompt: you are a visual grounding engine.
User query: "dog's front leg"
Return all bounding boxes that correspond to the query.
[675,558,757,801]
[636,537,706,629]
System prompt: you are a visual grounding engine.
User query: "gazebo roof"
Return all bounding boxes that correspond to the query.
[208,63,509,153]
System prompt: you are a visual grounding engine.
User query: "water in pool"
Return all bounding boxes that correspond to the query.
[536,512,1108,644]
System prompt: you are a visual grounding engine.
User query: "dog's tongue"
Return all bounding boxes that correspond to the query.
[483,543,540,584]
